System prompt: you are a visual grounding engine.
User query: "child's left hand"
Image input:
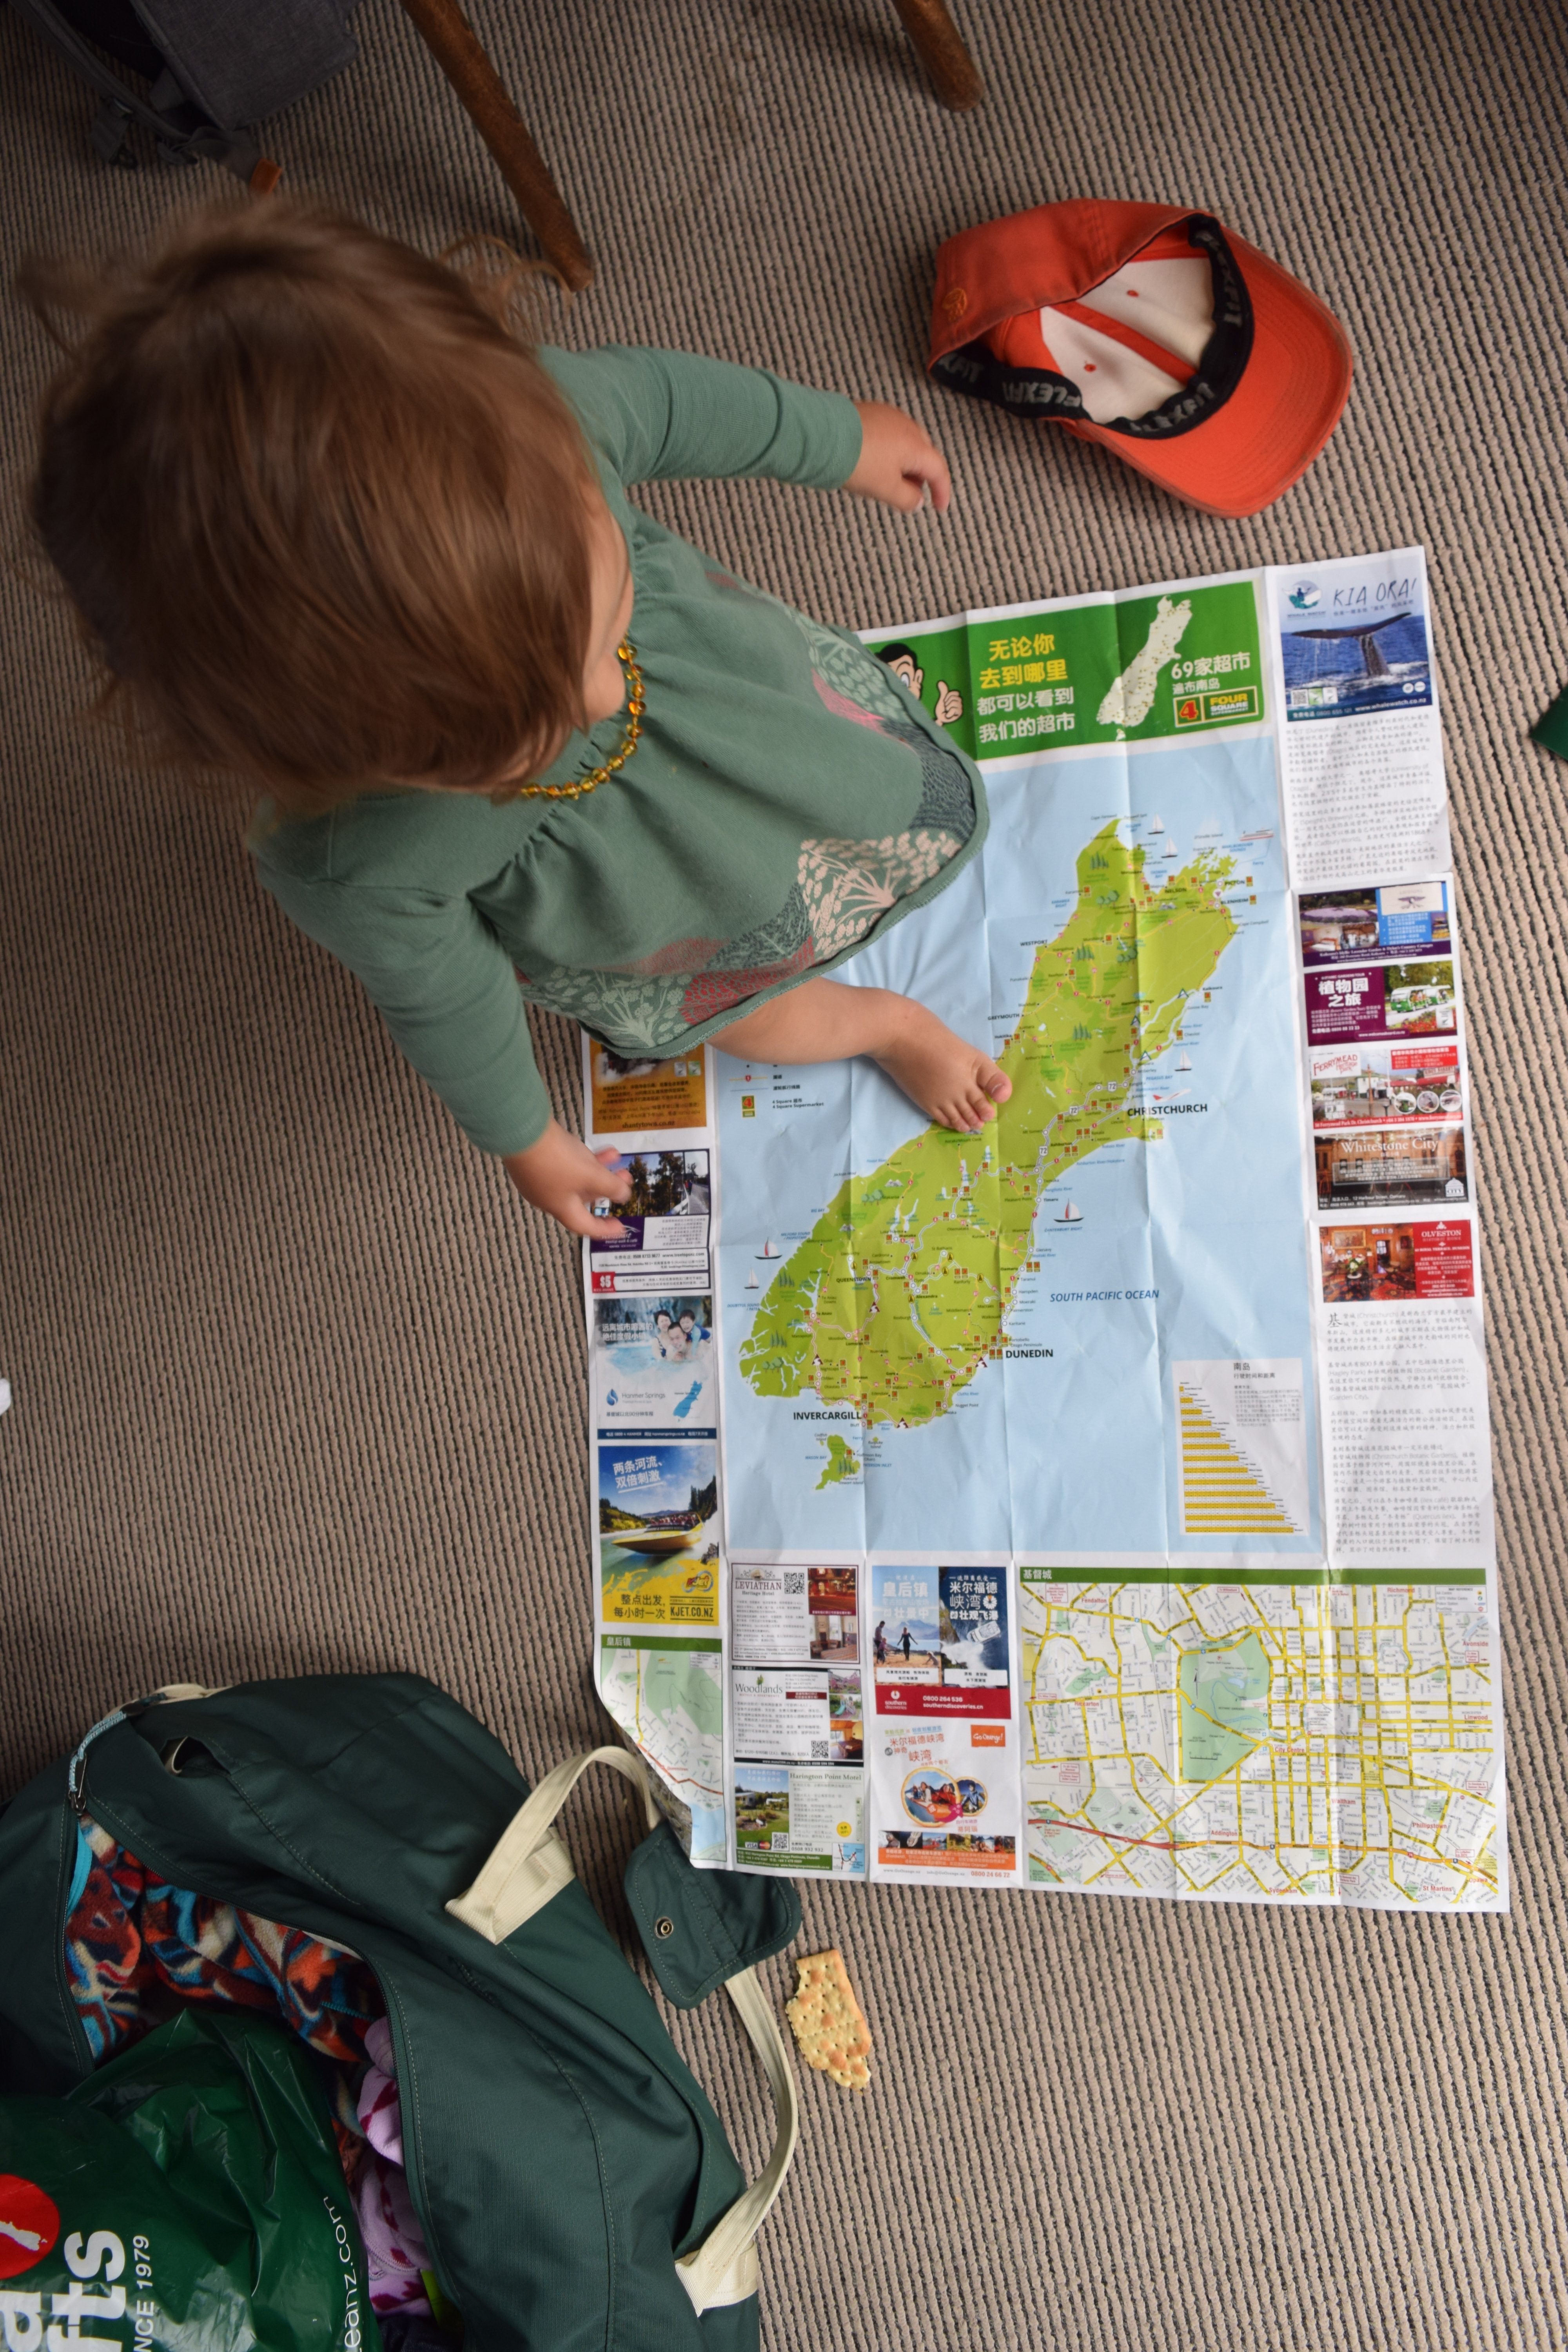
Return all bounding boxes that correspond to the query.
[847,402,953,514]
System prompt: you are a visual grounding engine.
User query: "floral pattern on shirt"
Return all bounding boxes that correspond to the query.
[789,610,914,724]
[797,829,960,959]
[516,963,690,1049]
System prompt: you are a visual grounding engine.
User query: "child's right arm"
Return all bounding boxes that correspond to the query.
[503,1121,631,1239]
[253,861,630,1235]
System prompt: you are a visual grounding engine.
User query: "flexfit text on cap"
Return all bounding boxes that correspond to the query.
[928,200,1352,517]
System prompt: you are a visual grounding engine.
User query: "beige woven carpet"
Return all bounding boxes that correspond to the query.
[4,1,1567,2342]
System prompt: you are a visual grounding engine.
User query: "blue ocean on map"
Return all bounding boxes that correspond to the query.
[716,734,1322,1559]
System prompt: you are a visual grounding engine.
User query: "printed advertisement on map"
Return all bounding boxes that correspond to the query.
[1276,553,1433,722]
[598,1440,719,1628]
[734,1764,864,1874]
[732,1666,862,1763]
[730,1558,864,1874]
[584,1039,710,1140]
[1299,881,1451,965]
[1318,1219,1475,1303]
[1267,551,1450,893]
[870,575,1264,765]
[1309,1041,1463,1127]
[1304,960,1458,1045]
[866,1560,1018,1883]
[587,1150,711,1286]
[869,1713,1021,1884]
[731,1561,859,1664]
[870,1561,1011,1719]
[971,577,1263,757]
[1315,1123,1467,1210]
[861,624,976,760]
[591,1292,716,1437]
[1295,849,1488,1575]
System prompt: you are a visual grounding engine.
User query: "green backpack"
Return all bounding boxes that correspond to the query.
[0,1675,802,2352]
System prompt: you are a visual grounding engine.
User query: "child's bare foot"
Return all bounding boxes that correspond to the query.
[711,978,1010,1132]
[873,1000,1012,1132]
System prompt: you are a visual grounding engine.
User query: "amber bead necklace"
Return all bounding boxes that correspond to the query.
[505,640,645,801]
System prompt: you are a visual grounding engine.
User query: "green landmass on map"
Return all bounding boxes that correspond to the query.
[815,1434,861,1490]
[739,821,1238,1429]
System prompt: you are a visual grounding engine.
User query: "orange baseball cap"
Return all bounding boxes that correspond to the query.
[928,200,1353,518]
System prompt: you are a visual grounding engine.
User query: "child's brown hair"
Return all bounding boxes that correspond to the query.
[18,201,595,811]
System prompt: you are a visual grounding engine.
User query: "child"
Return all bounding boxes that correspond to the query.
[22,203,1009,1238]
[652,1310,686,1365]
[676,1308,709,1356]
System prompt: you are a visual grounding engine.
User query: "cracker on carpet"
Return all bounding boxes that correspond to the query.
[785,1947,872,2091]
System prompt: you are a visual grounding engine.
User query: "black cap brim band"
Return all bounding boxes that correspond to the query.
[931,217,1254,444]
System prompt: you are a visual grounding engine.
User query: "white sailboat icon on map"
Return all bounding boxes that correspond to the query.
[1176,1048,1193,1072]
[1147,813,1164,835]
[745,1266,759,1290]
[1055,1199,1083,1223]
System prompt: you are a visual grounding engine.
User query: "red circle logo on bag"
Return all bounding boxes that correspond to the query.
[0,2177,60,2276]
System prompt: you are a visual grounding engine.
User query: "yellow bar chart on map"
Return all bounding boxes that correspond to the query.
[1174,1358,1311,1540]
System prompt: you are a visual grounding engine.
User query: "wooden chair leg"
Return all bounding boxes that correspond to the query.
[891,0,984,110]
[395,0,594,291]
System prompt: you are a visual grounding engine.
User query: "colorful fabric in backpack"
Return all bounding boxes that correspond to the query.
[65,1818,381,2064]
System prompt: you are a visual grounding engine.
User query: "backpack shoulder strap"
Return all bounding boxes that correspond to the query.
[446,1745,799,2315]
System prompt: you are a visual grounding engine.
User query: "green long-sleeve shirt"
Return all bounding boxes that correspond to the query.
[253,345,986,1155]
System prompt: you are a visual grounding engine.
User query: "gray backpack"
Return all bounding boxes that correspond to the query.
[11,0,357,184]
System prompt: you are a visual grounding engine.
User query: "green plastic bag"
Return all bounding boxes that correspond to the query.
[0,2008,378,2352]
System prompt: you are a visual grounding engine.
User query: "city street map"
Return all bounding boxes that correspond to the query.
[582,548,1504,1914]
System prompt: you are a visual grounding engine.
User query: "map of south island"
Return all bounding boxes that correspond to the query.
[740,822,1238,1430]
[718,665,1320,1559]
[1097,595,1193,730]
